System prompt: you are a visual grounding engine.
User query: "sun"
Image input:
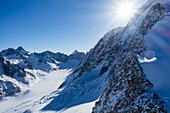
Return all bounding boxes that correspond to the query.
[115,0,136,20]
[93,0,143,29]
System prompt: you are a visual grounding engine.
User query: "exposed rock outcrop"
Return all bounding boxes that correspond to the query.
[0,80,21,100]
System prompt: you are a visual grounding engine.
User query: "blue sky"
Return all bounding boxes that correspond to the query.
[0,0,146,54]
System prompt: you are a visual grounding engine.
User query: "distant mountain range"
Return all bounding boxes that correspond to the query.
[0,46,85,100]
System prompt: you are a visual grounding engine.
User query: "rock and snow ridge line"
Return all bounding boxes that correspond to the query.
[0,46,85,101]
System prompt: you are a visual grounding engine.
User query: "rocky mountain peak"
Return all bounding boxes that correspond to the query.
[16,46,25,51]
[72,50,79,54]
[68,50,85,61]
[0,48,16,56]
[0,46,29,57]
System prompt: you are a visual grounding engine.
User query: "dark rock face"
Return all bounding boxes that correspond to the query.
[0,55,4,62]
[0,55,11,75]
[92,56,166,113]
[0,54,26,77]
[0,80,21,100]
[11,64,26,77]
[2,60,11,76]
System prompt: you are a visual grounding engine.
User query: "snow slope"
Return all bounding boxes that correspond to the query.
[0,69,70,113]
[141,16,170,111]
[0,69,97,113]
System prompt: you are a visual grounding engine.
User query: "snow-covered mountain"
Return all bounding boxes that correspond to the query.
[0,47,85,101]
[0,0,170,113]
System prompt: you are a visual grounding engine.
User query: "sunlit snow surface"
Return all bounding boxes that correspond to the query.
[0,69,96,113]
[0,69,94,113]
[0,70,69,113]
[141,16,170,111]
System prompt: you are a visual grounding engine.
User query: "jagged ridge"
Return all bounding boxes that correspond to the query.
[42,1,170,113]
